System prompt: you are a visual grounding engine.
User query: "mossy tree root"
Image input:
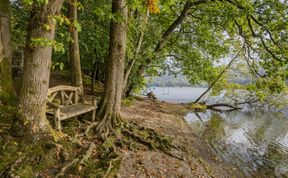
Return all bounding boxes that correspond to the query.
[99,138,122,178]
[95,114,122,140]
[121,128,156,149]
[55,142,96,177]
[120,122,183,160]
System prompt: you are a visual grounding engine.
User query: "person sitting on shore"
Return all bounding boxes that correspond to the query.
[147,91,157,100]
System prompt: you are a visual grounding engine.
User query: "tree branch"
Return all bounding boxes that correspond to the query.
[194,45,244,103]
[154,0,209,52]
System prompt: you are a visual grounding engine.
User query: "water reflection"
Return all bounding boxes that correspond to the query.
[185,111,288,177]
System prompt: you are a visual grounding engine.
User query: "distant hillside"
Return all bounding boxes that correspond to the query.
[147,71,251,87]
[147,74,208,87]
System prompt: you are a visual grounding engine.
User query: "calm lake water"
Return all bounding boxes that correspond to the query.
[147,87,208,103]
[149,87,288,177]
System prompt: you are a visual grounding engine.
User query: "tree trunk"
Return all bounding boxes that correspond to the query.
[69,0,83,93]
[18,0,64,134]
[0,0,16,105]
[122,8,149,96]
[96,0,128,138]
[91,61,97,94]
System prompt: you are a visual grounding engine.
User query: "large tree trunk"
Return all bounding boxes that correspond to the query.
[18,0,64,134]
[68,0,83,93]
[0,0,16,105]
[96,0,128,138]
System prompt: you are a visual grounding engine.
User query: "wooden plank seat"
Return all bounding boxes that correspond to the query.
[46,85,97,130]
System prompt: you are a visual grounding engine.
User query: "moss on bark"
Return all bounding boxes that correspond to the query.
[0,58,16,105]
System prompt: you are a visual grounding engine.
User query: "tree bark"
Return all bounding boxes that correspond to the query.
[18,0,64,134]
[96,0,128,138]
[0,0,16,105]
[91,61,97,94]
[69,0,83,93]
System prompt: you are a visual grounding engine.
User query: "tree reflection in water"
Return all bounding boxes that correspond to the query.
[185,111,288,177]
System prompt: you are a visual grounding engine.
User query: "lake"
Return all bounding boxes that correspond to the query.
[149,87,288,177]
[147,87,208,103]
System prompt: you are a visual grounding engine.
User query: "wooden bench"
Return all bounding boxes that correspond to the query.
[46,85,97,130]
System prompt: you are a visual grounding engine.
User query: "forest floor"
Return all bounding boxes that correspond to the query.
[0,72,244,177]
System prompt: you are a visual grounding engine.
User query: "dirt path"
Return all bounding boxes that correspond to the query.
[118,98,243,178]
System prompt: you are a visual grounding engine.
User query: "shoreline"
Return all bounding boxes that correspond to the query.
[118,98,243,177]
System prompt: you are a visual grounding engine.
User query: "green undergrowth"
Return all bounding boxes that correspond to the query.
[0,134,59,177]
[121,96,134,107]
[188,103,207,112]
[0,105,16,121]
[0,132,121,177]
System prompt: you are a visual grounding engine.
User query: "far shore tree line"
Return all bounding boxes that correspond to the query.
[0,0,288,137]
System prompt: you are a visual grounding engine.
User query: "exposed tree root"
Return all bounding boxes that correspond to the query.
[122,128,156,149]
[68,135,84,147]
[1,113,181,178]
[99,137,122,178]
[55,158,79,178]
[95,113,123,140]
[119,122,183,160]
[92,113,183,175]
[79,142,96,165]
[103,160,113,178]
[84,122,98,136]
[55,142,96,177]
[75,121,98,138]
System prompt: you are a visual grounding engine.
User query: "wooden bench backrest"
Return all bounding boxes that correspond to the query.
[48,85,81,106]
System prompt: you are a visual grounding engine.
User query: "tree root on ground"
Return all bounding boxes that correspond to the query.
[79,142,96,165]
[103,157,121,178]
[55,142,96,177]
[121,128,156,149]
[95,113,124,140]
[95,114,117,139]
[1,117,182,178]
[103,160,113,178]
[55,158,79,178]
[75,121,98,138]
[93,115,183,159]
[56,116,183,177]
[119,122,183,160]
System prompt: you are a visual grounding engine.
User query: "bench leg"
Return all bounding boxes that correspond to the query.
[92,109,96,122]
[54,109,62,130]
